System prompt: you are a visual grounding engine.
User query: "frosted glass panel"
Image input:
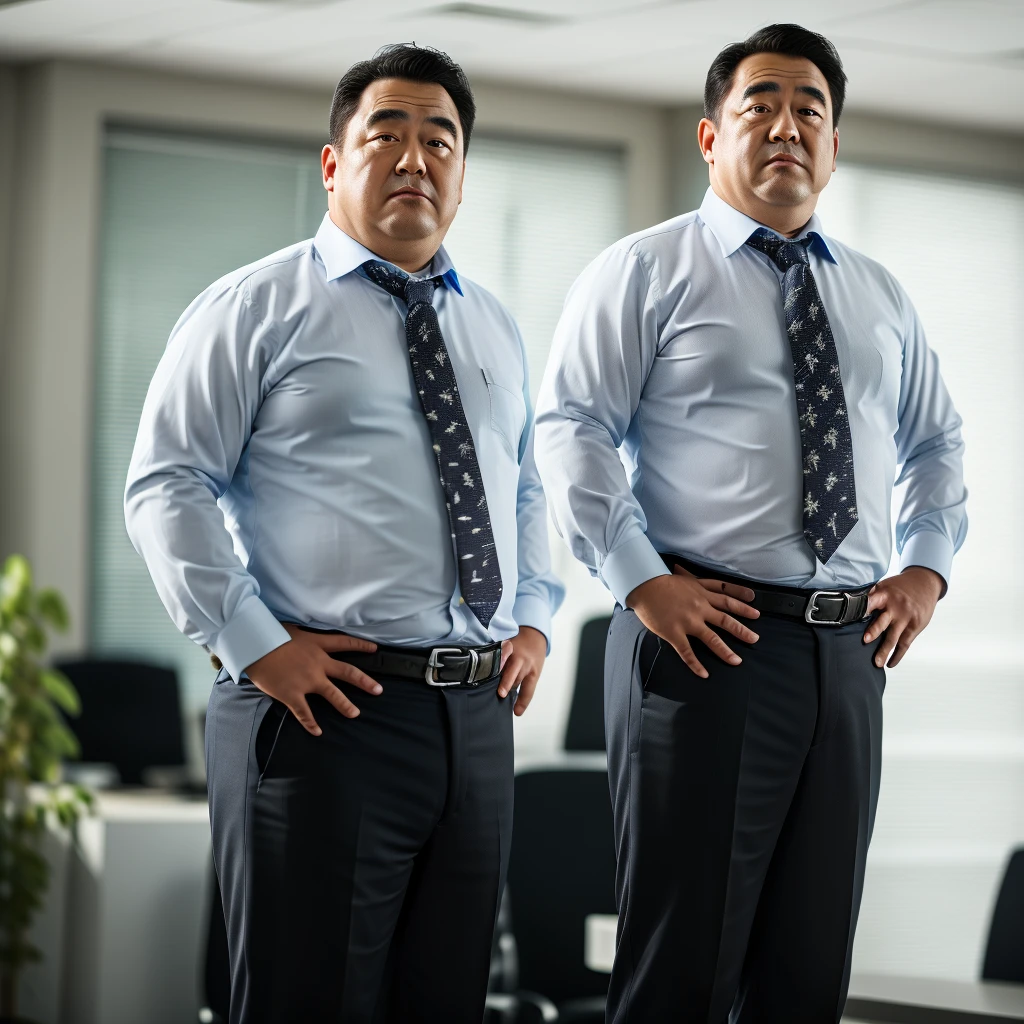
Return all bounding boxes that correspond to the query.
[815,165,1024,979]
[445,136,626,398]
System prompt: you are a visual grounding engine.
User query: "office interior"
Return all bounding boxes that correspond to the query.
[0,1,1022,1021]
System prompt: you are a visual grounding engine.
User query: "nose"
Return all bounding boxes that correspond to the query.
[769,110,800,145]
[395,140,427,178]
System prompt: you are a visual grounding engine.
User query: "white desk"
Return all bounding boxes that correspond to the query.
[584,916,1024,1022]
[61,790,212,1024]
[846,975,1024,1023]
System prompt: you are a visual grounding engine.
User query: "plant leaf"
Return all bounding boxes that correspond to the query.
[41,669,80,715]
[36,588,69,631]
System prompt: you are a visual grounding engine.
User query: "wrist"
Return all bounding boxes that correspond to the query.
[901,564,946,600]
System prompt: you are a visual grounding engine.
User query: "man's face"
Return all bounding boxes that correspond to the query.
[700,53,838,224]
[323,77,465,264]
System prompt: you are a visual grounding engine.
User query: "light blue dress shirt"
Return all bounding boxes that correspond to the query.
[125,212,564,682]
[534,187,967,606]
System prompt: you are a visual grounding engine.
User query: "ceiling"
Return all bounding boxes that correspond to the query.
[1,0,1022,130]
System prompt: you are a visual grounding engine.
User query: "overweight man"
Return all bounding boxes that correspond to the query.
[535,24,966,1023]
[126,44,563,1023]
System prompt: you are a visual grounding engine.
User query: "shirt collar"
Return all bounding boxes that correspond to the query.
[311,211,464,295]
[697,186,839,265]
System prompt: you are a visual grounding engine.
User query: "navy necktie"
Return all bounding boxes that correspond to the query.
[745,229,857,562]
[362,260,502,626]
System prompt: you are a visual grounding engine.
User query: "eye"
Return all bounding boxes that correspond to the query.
[373,133,398,143]
[800,108,821,118]
[427,139,451,150]
[750,104,770,115]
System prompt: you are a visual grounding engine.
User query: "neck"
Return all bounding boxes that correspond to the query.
[710,182,814,238]
[328,209,437,274]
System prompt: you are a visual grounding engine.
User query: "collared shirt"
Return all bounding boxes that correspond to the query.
[125,212,564,682]
[534,187,967,605]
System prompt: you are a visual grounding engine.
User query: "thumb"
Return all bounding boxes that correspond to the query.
[671,565,695,580]
[865,585,887,614]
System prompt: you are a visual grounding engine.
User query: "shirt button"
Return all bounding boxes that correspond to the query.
[458,597,465,605]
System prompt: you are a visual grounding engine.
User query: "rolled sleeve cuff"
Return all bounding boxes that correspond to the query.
[600,533,671,608]
[899,530,953,594]
[512,593,553,654]
[211,596,291,681]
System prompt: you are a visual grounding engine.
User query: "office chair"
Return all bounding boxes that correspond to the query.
[981,846,1024,983]
[563,615,612,753]
[496,756,617,1023]
[54,658,185,785]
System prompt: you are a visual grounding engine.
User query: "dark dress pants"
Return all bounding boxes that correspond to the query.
[604,603,885,1024]
[205,670,514,1024]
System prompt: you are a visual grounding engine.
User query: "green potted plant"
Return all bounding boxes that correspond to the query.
[0,555,92,1022]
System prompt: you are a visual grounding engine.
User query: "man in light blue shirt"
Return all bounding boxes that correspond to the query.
[535,24,965,1023]
[125,44,562,1023]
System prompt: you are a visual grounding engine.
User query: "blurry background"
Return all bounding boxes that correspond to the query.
[0,1,1022,1021]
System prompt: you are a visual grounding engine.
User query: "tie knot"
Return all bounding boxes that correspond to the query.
[363,260,438,307]
[745,228,811,270]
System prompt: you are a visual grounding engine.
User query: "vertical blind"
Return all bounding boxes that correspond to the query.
[91,128,626,710]
[816,166,1024,979]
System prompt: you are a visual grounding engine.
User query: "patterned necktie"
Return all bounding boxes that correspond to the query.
[745,228,857,563]
[362,260,502,626]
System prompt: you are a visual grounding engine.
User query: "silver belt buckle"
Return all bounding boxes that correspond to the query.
[425,647,479,686]
[804,589,849,626]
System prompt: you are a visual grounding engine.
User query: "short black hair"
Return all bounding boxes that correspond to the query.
[704,24,847,126]
[329,43,476,154]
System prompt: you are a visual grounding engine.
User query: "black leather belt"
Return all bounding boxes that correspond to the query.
[661,554,874,627]
[331,641,503,687]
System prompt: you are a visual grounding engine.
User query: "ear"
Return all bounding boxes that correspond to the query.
[832,127,839,173]
[697,118,716,167]
[322,144,337,192]
[458,154,467,206]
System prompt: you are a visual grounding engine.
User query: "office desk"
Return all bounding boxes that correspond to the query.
[61,789,211,1024]
[584,916,1024,1023]
[846,975,1024,1023]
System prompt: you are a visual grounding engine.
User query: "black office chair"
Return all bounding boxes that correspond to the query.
[563,615,612,753]
[54,658,186,785]
[496,759,617,1023]
[981,847,1024,983]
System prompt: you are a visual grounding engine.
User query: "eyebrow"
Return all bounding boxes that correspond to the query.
[741,82,828,107]
[365,108,459,139]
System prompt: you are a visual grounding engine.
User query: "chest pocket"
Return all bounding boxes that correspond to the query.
[482,366,527,462]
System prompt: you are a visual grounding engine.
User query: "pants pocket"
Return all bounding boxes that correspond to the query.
[254,699,288,786]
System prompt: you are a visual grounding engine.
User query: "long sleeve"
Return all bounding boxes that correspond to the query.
[124,277,291,681]
[534,244,671,607]
[892,286,968,587]
[510,333,565,650]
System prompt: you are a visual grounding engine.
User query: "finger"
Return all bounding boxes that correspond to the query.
[712,610,759,645]
[498,656,525,699]
[705,592,760,620]
[865,586,888,616]
[513,674,539,716]
[671,564,696,580]
[887,626,919,668]
[313,633,378,655]
[316,679,360,719]
[863,610,892,644]
[670,637,708,679]
[876,620,905,668]
[322,655,382,694]
[696,576,756,603]
[288,695,324,736]
[700,627,742,667]
[500,639,514,672]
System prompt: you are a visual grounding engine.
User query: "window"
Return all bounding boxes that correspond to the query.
[91,128,626,710]
[816,165,1024,979]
